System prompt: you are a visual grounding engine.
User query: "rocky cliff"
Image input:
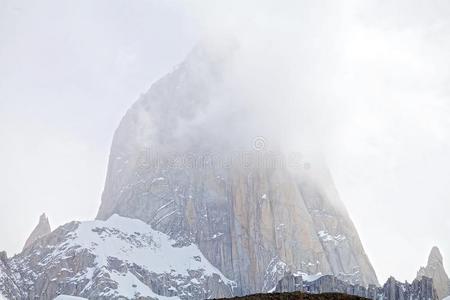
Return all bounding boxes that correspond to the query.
[275,273,439,300]
[417,247,450,299]
[22,213,51,251]
[0,215,234,300]
[0,252,24,299]
[95,42,378,294]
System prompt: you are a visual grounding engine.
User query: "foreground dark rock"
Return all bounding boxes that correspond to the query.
[275,273,439,300]
[216,291,367,300]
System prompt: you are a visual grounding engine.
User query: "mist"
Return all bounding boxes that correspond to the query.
[182,0,450,282]
[1,0,450,286]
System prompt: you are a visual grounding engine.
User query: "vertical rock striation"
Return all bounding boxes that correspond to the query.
[96,42,379,294]
[275,273,439,300]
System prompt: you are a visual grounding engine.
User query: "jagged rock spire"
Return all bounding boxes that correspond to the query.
[417,246,450,300]
[22,213,51,251]
[429,247,444,266]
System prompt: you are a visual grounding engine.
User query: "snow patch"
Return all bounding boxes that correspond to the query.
[293,271,323,282]
[39,214,235,299]
[317,230,346,245]
[107,271,178,300]
[152,177,165,182]
[62,214,233,283]
[54,296,88,300]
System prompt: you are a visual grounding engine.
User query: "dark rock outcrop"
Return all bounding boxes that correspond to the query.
[217,291,367,300]
[275,273,439,300]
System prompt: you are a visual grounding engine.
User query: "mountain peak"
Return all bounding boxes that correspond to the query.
[429,246,444,265]
[417,246,450,299]
[95,42,379,294]
[22,213,51,251]
[39,213,48,223]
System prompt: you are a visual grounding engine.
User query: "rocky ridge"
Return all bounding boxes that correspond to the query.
[0,214,234,300]
[417,247,450,300]
[22,213,51,251]
[275,273,439,300]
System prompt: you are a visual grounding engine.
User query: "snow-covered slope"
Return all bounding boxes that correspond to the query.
[2,215,234,299]
[54,296,88,300]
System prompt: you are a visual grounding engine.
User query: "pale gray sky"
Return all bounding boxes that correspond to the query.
[0,0,449,284]
[0,0,198,255]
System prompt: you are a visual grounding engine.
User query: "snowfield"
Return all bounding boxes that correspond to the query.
[62,214,233,281]
[6,214,235,300]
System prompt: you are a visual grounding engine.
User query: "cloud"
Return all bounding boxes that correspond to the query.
[1,0,449,282]
[182,0,450,282]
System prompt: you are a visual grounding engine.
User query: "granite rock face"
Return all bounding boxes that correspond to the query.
[275,273,439,300]
[96,43,379,294]
[22,213,51,251]
[0,215,234,300]
[0,252,25,299]
[417,247,450,299]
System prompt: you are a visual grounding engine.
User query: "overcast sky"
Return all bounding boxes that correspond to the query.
[0,0,449,284]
